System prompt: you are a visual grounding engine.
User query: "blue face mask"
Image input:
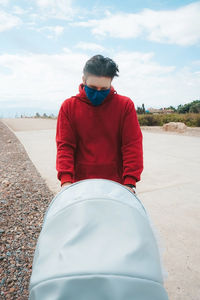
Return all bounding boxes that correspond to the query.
[84,85,110,106]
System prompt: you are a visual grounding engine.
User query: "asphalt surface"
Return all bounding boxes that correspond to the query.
[2,118,200,300]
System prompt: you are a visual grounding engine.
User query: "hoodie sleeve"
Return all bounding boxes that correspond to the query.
[121,100,143,187]
[56,102,76,185]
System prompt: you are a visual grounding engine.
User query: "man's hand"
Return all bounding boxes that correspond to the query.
[125,185,136,194]
[61,182,72,188]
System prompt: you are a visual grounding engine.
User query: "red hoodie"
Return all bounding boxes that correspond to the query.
[56,83,143,187]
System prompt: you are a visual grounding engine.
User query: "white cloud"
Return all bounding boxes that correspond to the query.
[12,6,26,15]
[0,52,89,109]
[74,12,142,39]
[0,10,22,32]
[35,0,74,20]
[53,25,64,35]
[112,52,200,108]
[0,51,199,112]
[72,2,200,46]
[37,25,64,38]
[63,47,71,53]
[114,52,175,76]
[0,0,9,5]
[75,42,105,52]
[142,3,200,45]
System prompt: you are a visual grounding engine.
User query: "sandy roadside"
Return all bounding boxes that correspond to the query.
[2,118,200,137]
[141,125,200,137]
[2,118,57,132]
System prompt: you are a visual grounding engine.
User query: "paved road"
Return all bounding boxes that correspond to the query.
[3,118,200,299]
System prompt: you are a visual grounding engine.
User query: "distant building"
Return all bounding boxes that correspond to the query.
[147,108,174,114]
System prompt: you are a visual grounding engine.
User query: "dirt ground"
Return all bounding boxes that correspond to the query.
[141,125,200,137]
[3,118,200,137]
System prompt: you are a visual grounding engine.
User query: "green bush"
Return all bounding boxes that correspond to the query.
[177,100,200,114]
[137,113,200,127]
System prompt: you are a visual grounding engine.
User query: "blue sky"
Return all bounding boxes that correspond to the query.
[0,0,200,117]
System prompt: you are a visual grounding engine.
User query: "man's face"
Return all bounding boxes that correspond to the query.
[82,75,112,91]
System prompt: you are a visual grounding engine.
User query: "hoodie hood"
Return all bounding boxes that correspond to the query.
[76,83,117,106]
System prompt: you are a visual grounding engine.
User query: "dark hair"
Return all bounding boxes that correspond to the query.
[83,55,119,79]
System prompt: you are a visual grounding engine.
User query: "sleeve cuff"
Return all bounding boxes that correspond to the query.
[123,176,136,187]
[60,173,74,186]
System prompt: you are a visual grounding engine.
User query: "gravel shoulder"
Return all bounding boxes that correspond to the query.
[0,121,55,299]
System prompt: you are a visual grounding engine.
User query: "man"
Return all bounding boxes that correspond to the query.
[56,55,143,194]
